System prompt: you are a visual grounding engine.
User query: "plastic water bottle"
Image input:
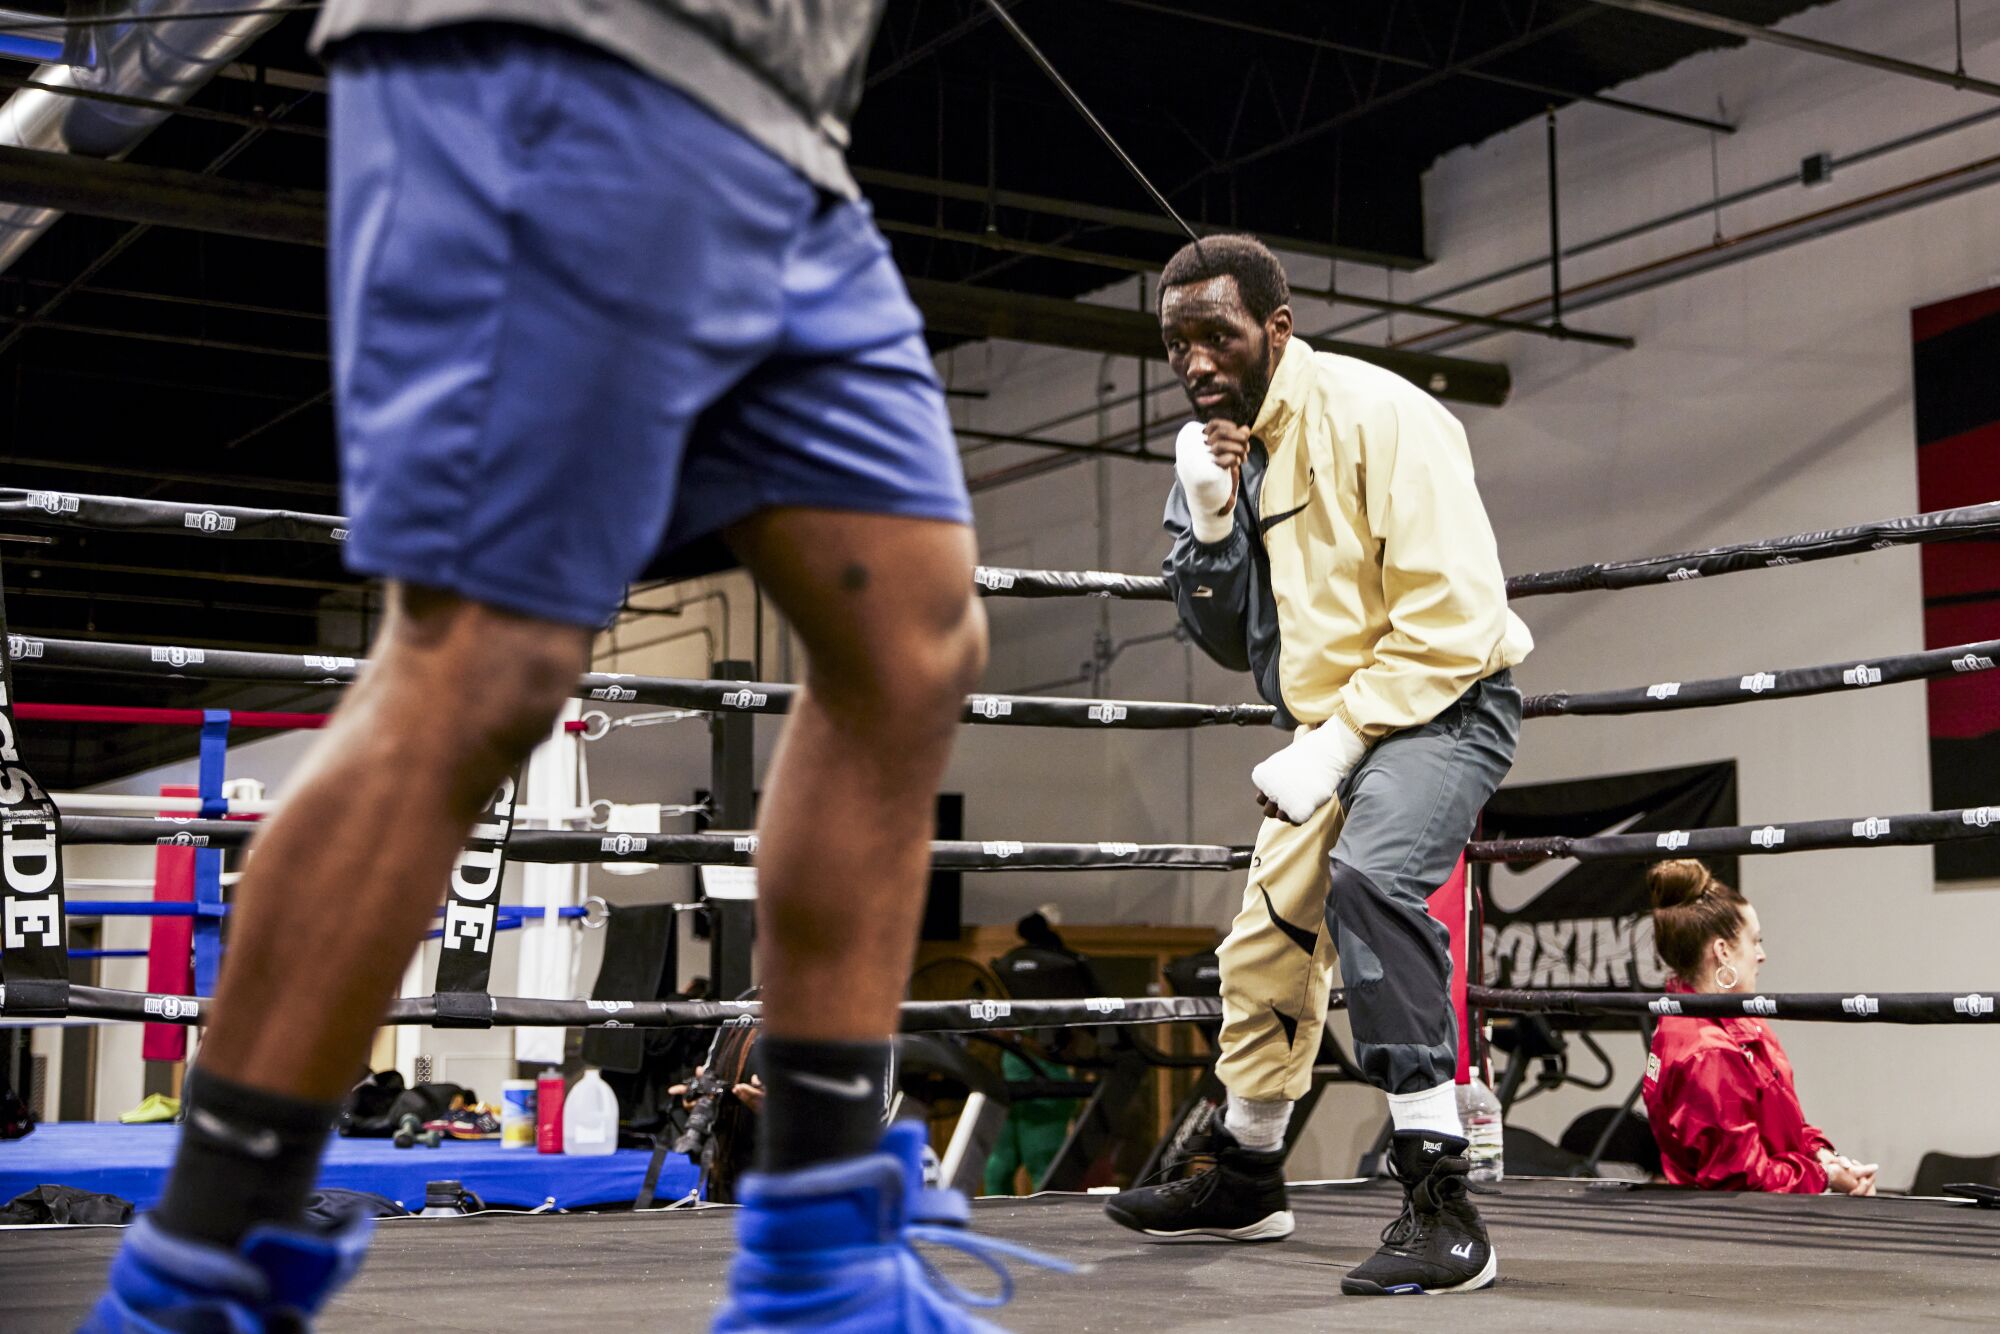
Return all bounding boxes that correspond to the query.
[562,1068,619,1157]
[1457,1075,1504,1184]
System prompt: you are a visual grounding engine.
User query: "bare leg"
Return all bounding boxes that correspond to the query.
[134,585,590,1256]
[196,585,591,1098]
[725,509,985,1047]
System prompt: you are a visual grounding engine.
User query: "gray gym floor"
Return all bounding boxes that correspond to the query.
[7,1178,1998,1331]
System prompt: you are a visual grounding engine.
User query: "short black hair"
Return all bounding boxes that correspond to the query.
[1159,234,1290,323]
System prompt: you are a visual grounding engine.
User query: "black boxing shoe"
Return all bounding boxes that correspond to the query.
[1341,1131,1497,1295]
[1104,1126,1294,1241]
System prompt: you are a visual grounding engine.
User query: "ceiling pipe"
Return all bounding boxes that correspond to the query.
[0,0,293,273]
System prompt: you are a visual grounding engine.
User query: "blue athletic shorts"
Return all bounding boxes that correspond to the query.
[326,24,972,627]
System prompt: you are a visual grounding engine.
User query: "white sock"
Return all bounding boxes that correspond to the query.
[1386,1081,1464,1138]
[1224,1092,1293,1152]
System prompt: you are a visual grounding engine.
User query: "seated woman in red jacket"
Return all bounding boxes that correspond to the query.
[1641,859,1877,1195]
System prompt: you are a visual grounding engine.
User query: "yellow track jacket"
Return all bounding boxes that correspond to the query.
[1163,339,1533,737]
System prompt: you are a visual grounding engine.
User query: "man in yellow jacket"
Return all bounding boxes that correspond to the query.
[1106,235,1531,1296]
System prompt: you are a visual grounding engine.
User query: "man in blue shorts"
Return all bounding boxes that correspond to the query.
[88,7,1042,1330]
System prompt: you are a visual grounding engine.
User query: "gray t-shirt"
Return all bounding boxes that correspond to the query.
[312,0,886,198]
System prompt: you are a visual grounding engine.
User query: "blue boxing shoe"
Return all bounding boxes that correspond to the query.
[82,1202,372,1333]
[715,1120,1072,1332]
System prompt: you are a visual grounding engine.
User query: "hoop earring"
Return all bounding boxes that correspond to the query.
[1714,964,1739,991]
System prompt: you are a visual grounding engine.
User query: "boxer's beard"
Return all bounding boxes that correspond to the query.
[1230,332,1274,427]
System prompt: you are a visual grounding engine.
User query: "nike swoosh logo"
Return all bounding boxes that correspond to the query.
[1257,498,1310,534]
[788,1072,874,1100]
[189,1107,281,1159]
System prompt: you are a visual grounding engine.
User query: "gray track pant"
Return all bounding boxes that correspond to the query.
[1215,670,1520,1100]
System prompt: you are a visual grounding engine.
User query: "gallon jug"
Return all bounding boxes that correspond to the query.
[563,1068,619,1157]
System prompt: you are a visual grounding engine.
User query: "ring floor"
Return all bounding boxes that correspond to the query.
[8,1178,1997,1331]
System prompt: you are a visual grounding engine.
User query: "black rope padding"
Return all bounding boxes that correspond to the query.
[68,803,2000,871]
[0,489,346,544]
[1523,637,2000,719]
[1468,803,2000,865]
[1504,501,2000,598]
[980,503,2000,602]
[59,817,1254,872]
[1472,986,2000,1024]
[12,635,1276,730]
[26,984,1230,1032]
[7,491,1997,605]
[974,566,1172,601]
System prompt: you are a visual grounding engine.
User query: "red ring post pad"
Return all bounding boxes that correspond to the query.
[0,576,68,1016]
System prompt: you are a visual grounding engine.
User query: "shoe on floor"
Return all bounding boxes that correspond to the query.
[82,1198,373,1331]
[1341,1131,1497,1295]
[118,1094,181,1125]
[714,1120,1072,1332]
[1103,1126,1295,1241]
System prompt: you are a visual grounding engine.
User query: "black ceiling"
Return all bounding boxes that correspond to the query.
[2,0,1836,786]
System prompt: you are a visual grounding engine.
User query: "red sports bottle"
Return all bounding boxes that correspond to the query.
[536,1070,565,1155]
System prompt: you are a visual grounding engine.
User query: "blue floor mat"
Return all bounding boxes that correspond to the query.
[0,1122,696,1213]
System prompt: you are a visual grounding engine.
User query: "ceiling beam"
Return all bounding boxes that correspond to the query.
[0,144,323,245]
[880,217,1634,348]
[0,147,1504,400]
[856,166,1428,269]
[1583,0,2000,99]
[1098,0,1734,134]
[906,278,1510,405]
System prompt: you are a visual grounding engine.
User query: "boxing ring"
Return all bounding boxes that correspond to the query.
[1,489,1999,1327]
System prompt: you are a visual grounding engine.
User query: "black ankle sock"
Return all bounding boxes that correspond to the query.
[754,1036,893,1173]
[153,1069,339,1249]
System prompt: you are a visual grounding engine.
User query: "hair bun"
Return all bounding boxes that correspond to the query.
[1647,858,1714,910]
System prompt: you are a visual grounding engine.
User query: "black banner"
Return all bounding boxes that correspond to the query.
[433,773,519,1007]
[0,570,67,1015]
[1475,764,1736,992]
[1524,638,2000,719]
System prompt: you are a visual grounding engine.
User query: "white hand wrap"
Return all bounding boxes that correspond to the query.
[1175,421,1236,544]
[1251,721,1369,824]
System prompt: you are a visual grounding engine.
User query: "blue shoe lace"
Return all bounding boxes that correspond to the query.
[905,1222,1079,1310]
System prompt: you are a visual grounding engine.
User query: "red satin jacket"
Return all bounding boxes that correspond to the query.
[1642,980,1833,1193]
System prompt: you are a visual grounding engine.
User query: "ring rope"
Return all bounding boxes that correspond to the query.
[1521,636,2000,719]
[11,635,1279,730]
[19,981,1997,1029]
[1469,986,2000,1024]
[58,817,1254,871]
[62,801,2000,871]
[12,984,1230,1032]
[6,489,1996,603]
[1468,802,2000,864]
